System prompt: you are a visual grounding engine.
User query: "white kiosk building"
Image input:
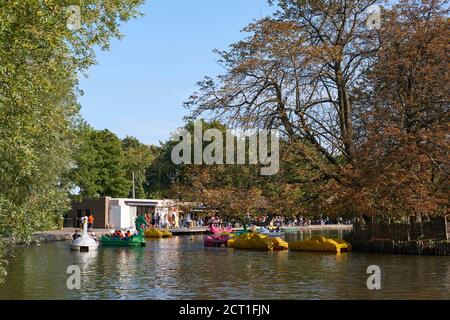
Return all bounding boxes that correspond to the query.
[69,197,181,229]
[109,198,179,229]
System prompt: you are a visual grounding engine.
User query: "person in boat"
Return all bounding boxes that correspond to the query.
[113,229,123,239]
[91,232,97,242]
[123,230,132,241]
[72,230,81,241]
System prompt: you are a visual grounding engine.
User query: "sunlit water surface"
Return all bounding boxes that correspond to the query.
[1,230,449,300]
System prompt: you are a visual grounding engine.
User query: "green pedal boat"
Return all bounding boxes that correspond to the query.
[99,215,147,247]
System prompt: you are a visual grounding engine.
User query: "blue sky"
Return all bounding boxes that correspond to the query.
[78,0,275,146]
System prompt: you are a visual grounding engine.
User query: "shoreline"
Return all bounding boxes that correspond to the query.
[347,238,450,256]
[281,225,353,231]
[12,225,449,256]
[23,225,353,244]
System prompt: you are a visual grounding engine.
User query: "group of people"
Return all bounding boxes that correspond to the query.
[179,214,204,229]
[144,212,178,229]
[76,214,95,231]
[72,229,134,242]
[112,229,134,241]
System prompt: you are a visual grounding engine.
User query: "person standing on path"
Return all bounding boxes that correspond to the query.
[155,212,160,228]
[88,214,94,231]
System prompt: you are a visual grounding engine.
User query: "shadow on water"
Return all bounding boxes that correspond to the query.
[0,230,449,300]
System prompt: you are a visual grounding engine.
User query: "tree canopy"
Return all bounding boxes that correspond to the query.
[0,0,144,280]
[185,0,449,219]
[72,128,128,198]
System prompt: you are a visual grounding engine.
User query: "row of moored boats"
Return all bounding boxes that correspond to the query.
[204,225,352,252]
[70,218,351,253]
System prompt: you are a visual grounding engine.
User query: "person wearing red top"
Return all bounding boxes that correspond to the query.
[88,214,94,231]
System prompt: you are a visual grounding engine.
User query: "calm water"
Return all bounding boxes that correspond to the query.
[1,230,449,300]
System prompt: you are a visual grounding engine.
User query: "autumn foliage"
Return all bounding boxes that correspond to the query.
[183,0,449,220]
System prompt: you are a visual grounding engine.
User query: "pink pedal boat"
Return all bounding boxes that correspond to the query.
[204,234,230,247]
[207,224,233,234]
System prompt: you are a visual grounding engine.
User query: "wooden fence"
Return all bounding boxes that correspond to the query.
[345,216,450,255]
[352,217,448,241]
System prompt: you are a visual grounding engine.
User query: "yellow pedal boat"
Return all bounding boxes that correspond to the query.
[289,236,351,253]
[144,228,173,238]
[227,232,288,251]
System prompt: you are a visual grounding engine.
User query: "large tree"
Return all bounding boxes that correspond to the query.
[167,121,309,225]
[72,128,130,198]
[185,0,449,219]
[145,120,229,198]
[342,0,450,218]
[185,0,380,187]
[122,136,156,198]
[0,0,144,279]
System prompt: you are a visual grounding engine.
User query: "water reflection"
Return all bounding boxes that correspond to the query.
[74,250,98,270]
[0,231,449,300]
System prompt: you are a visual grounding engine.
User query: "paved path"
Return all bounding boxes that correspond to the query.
[170,227,209,235]
[281,225,353,231]
[29,228,111,244]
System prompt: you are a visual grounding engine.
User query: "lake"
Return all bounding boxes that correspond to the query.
[1,230,449,299]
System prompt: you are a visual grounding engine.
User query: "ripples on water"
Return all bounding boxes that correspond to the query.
[0,230,449,300]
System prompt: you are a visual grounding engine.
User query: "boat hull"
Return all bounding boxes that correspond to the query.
[144,229,173,238]
[204,235,229,247]
[289,236,351,252]
[70,244,98,252]
[99,236,146,247]
[228,233,288,251]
